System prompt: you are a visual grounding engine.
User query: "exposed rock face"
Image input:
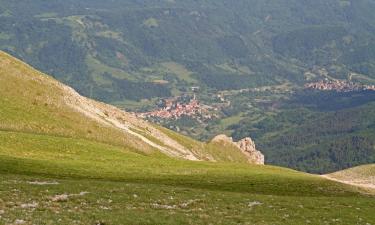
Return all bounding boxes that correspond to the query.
[211,135,264,165]
[211,134,234,143]
[236,137,264,165]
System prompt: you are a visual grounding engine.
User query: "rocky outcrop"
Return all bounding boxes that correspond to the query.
[211,135,264,165]
[236,137,265,165]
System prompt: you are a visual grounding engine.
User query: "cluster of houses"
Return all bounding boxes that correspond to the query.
[305,79,375,92]
[137,95,214,120]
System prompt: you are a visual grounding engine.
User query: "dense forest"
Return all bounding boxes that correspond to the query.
[231,91,375,173]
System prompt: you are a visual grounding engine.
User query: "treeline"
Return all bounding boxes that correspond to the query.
[266,136,374,174]
[291,90,375,111]
[232,91,375,173]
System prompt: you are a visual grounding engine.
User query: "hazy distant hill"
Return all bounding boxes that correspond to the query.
[1,0,375,101]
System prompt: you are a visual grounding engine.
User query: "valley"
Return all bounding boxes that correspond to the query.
[0,1,375,223]
[1,0,375,173]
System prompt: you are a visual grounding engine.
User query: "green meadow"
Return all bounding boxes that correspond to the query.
[0,130,374,225]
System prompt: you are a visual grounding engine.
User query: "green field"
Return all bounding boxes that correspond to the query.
[0,130,374,225]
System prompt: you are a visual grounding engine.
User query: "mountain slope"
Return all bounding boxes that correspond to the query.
[0,50,255,163]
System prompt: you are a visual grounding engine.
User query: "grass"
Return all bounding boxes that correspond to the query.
[86,55,133,82]
[1,174,374,225]
[327,164,375,186]
[204,142,249,163]
[220,114,245,127]
[143,18,159,28]
[129,127,167,148]
[0,130,374,224]
[95,31,126,43]
[161,62,197,83]
[215,63,254,75]
[156,125,248,162]
[0,130,360,196]
[0,51,150,151]
[0,33,11,40]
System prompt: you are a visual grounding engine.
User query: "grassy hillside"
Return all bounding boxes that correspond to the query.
[325,164,375,190]
[0,130,375,224]
[329,164,375,180]
[0,50,154,153]
[156,125,250,163]
[0,50,254,163]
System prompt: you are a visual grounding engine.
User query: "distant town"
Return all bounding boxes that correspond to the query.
[304,79,375,92]
[137,94,216,121]
[137,79,375,121]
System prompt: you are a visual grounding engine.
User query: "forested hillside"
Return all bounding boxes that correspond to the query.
[1,0,375,101]
[231,90,375,173]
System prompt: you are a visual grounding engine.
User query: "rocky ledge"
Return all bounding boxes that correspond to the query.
[211,135,265,165]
